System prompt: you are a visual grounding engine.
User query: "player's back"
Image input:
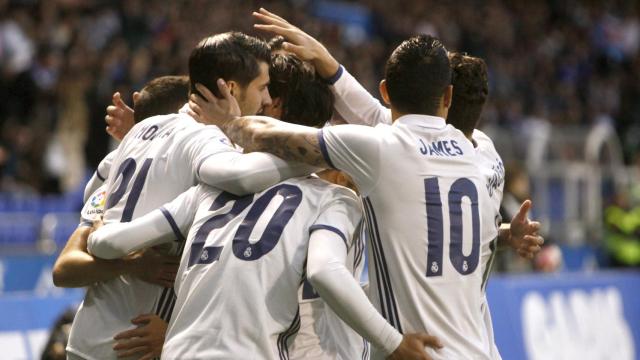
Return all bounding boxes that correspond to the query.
[162,177,360,360]
[68,109,234,360]
[364,116,498,359]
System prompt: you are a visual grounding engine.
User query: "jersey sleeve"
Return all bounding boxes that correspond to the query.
[87,186,202,259]
[331,66,392,126]
[181,125,241,180]
[83,150,117,202]
[310,186,362,249]
[319,125,383,196]
[156,185,204,241]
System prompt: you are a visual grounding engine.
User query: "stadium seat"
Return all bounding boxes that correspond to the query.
[0,213,41,246]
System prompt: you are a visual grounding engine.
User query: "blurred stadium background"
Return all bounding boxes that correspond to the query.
[0,0,638,359]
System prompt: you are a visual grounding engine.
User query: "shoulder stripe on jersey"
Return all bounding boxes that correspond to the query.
[481,237,498,292]
[363,197,403,333]
[353,220,365,271]
[95,170,106,182]
[160,207,186,242]
[160,288,176,321]
[155,287,170,317]
[362,338,370,360]
[317,129,336,169]
[277,308,301,360]
[309,224,348,247]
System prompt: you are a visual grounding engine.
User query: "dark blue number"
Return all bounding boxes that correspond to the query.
[188,192,253,268]
[105,158,153,222]
[424,177,480,277]
[448,178,480,275]
[122,158,152,222]
[233,184,302,261]
[187,184,303,268]
[425,178,444,277]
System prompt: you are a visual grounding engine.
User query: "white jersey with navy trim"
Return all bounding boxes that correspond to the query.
[290,219,369,360]
[157,178,361,360]
[83,150,116,202]
[320,116,501,359]
[67,105,237,360]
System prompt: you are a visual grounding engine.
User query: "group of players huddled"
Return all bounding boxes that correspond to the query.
[52,8,544,360]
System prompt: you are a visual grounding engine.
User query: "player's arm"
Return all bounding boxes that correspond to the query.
[53,226,129,287]
[197,150,317,196]
[252,8,391,126]
[497,200,544,259]
[88,187,198,259]
[188,87,317,196]
[307,229,442,359]
[191,81,382,195]
[52,226,178,288]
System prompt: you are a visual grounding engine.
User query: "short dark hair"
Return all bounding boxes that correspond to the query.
[133,75,189,122]
[269,53,333,128]
[188,32,270,98]
[268,36,286,52]
[447,52,489,136]
[384,35,451,115]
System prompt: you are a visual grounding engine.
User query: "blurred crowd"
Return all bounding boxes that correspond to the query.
[0,0,639,196]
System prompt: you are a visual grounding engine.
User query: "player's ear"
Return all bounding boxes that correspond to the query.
[226,80,239,97]
[443,84,453,109]
[132,91,141,105]
[379,79,391,105]
[271,97,282,109]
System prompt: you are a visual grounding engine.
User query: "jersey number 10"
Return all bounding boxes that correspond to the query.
[425,177,480,277]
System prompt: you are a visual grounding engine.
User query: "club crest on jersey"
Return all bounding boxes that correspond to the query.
[430,261,439,273]
[201,250,209,261]
[243,247,252,258]
[486,159,505,197]
[90,191,106,209]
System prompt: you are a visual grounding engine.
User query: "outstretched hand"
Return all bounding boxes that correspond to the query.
[253,8,340,78]
[509,200,544,259]
[189,80,240,128]
[388,333,443,360]
[105,92,136,141]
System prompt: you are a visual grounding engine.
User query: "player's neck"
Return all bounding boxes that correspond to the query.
[390,108,447,123]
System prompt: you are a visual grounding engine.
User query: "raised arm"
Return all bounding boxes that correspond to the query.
[252,8,391,126]
[197,150,318,196]
[190,80,383,195]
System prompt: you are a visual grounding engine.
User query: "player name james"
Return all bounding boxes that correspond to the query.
[418,138,464,157]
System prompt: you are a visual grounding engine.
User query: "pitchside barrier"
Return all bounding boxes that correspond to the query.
[0,255,638,359]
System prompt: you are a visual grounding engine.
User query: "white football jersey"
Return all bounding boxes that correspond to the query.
[290,220,369,360]
[83,150,116,202]
[67,105,238,360]
[321,115,502,359]
[157,177,361,360]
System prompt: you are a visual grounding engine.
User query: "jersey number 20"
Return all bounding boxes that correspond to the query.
[425,177,480,277]
[188,184,302,268]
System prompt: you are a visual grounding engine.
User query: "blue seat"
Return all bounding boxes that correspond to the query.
[0,212,40,246]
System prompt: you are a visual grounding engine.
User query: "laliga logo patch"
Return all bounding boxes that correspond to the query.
[91,191,106,209]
